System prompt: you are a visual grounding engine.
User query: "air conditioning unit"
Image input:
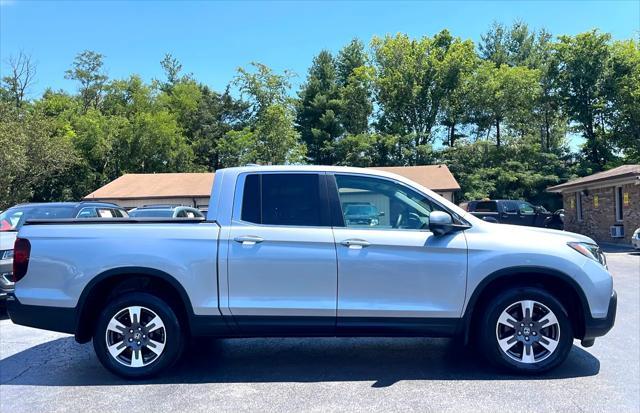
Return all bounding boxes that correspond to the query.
[610,225,624,238]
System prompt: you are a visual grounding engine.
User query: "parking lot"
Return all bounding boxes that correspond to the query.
[0,249,638,413]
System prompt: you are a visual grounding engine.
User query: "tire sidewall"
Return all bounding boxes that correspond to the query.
[93,292,183,379]
[480,287,573,374]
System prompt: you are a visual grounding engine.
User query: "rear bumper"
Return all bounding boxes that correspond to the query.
[6,295,76,335]
[582,290,617,341]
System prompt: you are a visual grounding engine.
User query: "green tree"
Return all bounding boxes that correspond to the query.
[469,63,541,146]
[190,86,250,170]
[336,39,372,135]
[605,39,640,162]
[223,63,306,166]
[296,50,342,164]
[0,102,79,208]
[555,30,613,168]
[65,50,108,112]
[371,31,467,154]
[438,39,478,146]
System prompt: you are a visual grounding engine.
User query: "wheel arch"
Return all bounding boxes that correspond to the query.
[74,267,194,343]
[461,266,590,343]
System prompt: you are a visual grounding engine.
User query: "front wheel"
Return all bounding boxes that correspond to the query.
[479,287,573,374]
[93,292,184,379]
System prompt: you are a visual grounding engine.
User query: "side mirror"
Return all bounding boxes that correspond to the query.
[379,211,385,217]
[429,211,454,235]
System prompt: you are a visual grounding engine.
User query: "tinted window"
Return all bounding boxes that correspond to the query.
[474,201,498,212]
[241,174,261,224]
[241,173,322,226]
[335,174,444,230]
[504,201,518,213]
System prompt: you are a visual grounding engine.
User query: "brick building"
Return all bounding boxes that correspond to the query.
[547,165,640,245]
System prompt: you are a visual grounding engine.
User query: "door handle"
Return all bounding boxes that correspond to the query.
[341,239,370,249]
[234,235,264,245]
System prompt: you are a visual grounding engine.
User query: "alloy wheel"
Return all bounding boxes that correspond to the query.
[105,306,167,368]
[495,300,560,364]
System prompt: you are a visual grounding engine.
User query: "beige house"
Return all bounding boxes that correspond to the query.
[547,165,640,245]
[84,165,460,212]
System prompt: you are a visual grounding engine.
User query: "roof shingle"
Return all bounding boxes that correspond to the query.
[547,165,640,192]
[84,165,460,200]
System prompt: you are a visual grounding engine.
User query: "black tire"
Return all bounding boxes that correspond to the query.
[93,292,184,379]
[479,287,573,374]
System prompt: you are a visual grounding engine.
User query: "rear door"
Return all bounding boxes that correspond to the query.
[500,201,520,225]
[226,172,337,334]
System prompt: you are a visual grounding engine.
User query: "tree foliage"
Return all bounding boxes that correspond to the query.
[0,23,637,210]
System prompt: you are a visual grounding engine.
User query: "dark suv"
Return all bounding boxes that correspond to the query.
[0,202,128,300]
[462,200,562,229]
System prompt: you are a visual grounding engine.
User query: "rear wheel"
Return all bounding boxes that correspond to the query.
[93,292,184,379]
[479,287,573,374]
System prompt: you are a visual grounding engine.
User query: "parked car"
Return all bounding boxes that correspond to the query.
[463,199,559,228]
[633,227,640,250]
[6,166,615,379]
[0,202,128,300]
[343,202,383,226]
[128,205,204,219]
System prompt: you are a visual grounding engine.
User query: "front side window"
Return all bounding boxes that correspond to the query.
[334,174,444,230]
[240,173,323,227]
[518,202,535,215]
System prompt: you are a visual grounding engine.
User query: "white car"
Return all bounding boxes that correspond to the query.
[633,227,640,250]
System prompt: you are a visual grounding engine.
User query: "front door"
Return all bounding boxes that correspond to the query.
[329,173,468,335]
[227,172,337,334]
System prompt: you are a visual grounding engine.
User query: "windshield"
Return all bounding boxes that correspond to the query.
[0,205,77,231]
[129,209,174,218]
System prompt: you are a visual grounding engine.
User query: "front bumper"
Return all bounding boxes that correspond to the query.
[581,290,617,345]
[6,295,76,334]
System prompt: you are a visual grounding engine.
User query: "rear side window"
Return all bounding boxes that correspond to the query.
[474,201,497,212]
[241,173,322,226]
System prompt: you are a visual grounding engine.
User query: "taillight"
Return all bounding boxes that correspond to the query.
[12,238,31,283]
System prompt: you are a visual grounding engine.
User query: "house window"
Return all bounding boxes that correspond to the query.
[576,192,583,222]
[615,186,624,222]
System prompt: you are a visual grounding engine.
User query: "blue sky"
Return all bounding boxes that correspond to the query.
[1,0,639,98]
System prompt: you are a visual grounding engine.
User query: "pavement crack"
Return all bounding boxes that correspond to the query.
[2,366,32,385]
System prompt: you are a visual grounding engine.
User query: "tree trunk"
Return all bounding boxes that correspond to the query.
[544,112,551,152]
[495,118,501,147]
[449,123,456,147]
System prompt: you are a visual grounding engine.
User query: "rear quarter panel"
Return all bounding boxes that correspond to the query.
[14,222,221,315]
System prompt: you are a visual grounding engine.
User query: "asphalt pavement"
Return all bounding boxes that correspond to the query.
[0,250,638,412]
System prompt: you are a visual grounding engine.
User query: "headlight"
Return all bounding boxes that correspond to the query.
[1,249,13,260]
[568,242,607,268]
[370,218,379,226]
[634,228,640,239]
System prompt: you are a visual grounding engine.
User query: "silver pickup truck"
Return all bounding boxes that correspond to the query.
[7,166,616,379]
